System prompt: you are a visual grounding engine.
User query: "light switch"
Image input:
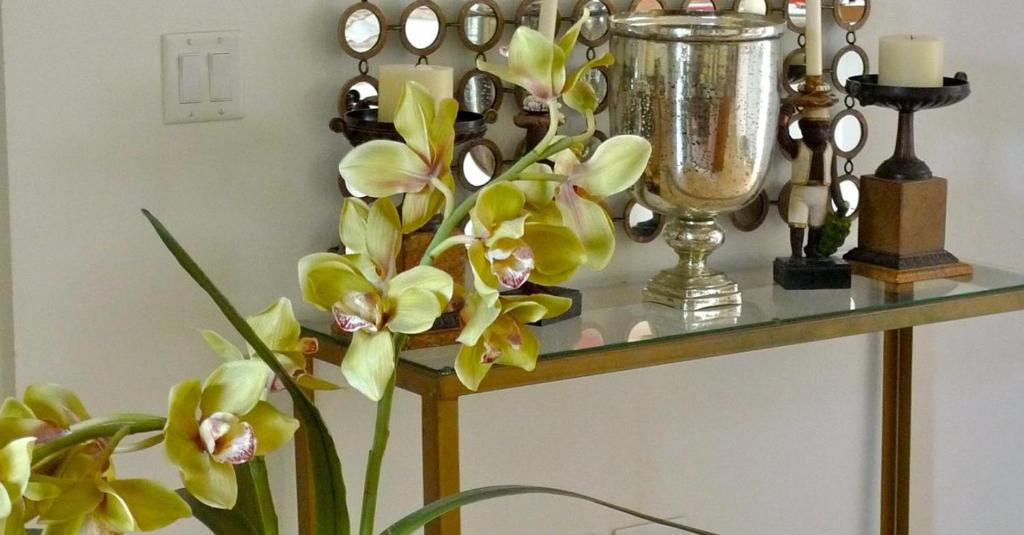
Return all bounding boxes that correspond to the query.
[178,54,204,104]
[209,53,233,102]
[162,31,243,124]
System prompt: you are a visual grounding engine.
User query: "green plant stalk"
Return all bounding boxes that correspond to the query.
[32,414,166,461]
[357,334,405,535]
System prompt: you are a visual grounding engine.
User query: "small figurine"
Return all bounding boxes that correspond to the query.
[773,80,853,290]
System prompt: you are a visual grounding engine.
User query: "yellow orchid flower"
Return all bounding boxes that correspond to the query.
[477,9,613,104]
[34,431,190,534]
[164,361,299,509]
[338,81,459,234]
[299,197,454,401]
[466,182,584,294]
[454,293,572,391]
[0,437,36,534]
[547,136,652,269]
[0,384,90,447]
[201,298,339,392]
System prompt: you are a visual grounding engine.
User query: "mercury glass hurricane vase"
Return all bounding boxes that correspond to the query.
[609,12,784,310]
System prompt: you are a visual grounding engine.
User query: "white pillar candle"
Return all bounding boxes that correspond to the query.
[879,34,945,88]
[377,64,454,123]
[538,0,558,40]
[805,0,823,77]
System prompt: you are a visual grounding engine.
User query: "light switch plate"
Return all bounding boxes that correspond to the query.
[161,31,242,124]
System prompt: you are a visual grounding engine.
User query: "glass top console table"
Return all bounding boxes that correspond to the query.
[297,264,1024,535]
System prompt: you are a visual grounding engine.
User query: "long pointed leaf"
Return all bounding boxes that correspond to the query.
[144,210,349,535]
[380,485,721,535]
[236,459,279,535]
[178,489,259,535]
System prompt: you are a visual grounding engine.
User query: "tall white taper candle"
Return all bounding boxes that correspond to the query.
[805,0,823,77]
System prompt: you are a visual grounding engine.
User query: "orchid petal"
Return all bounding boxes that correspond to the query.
[558,8,589,57]
[246,298,301,353]
[494,321,540,371]
[556,190,616,270]
[339,197,370,253]
[394,81,436,161]
[509,27,564,100]
[454,343,493,392]
[474,182,526,232]
[295,373,343,392]
[298,252,374,311]
[456,292,501,347]
[387,266,454,306]
[367,197,401,279]
[522,223,584,286]
[564,52,614,95]
[184,456,236,509]
[575,135,652,197]
[339,140,432,197]
[23,384,89,429]
[332,290,383,334]
[38,483,103,523]
[342,330,395,401]
[241,401,299,456]
[40,517,88,535]
[199,412,256,464]
[104,479,191,531]
[388,288,445,335]
[487,240,534,289]
[476,60,529,94]
[200,330,244,362]
[200,361,269,418]
[564,77,599,114]
[551,147,582,176]
[431,98,460,170]
[467,242,501,298]
[401,181,446,234]
[504,294,574,323]
[94,485,135,533]
[164,380,207,477]
[0,399,33,419]
[0,437,34,502]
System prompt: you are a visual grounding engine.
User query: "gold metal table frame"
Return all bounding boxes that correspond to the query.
[298,265,1024,535]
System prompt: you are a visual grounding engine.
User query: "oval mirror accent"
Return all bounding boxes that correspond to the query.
[831,174,861,218]
[733,0,768,15]
[576,0,616,47]
[831,108,868,159]
[831,45,869,93]
[338,4,387,59]
[729,189,770,232]
[682,0,718,11]
[584,66,610,113]
[629,0,665,11]
[833,0,870,31]
[623,199,666,243]
[338,75,379,115]
[458,69,504,116]
[516,0,561,35]
[456,139,503,191]
[401,1,446,56]
[787,113,804,143]
[782,48,806,95]
[459,0,504,52]
[785,0,807,31]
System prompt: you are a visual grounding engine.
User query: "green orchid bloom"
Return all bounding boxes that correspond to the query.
[299,197,454,401]
[34,430,189,535]
[477,9,613,104]
[164,361,299,509]
[0,384,90,447]
[548,135,653,270]
[466,182,584,294]
[0,437,35,535]
[454,293,572,391]
[201,297,339,392]
[338,81,459,234]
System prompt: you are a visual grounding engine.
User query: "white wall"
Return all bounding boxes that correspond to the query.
[2,1,1022,534]
[0,6,12,399]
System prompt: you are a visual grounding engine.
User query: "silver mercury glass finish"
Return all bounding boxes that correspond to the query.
[609,12,783,310]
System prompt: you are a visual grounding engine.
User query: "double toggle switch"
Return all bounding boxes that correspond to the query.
[162,31,243,124]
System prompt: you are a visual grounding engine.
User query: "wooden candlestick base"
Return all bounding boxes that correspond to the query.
[844,174,972,283]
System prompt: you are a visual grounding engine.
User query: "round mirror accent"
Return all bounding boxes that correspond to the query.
[337,3,387,59]
[782,48,806,95]
[831,108,868,159]
[584,66,610,113]
[623,199,666,243]
[338,75,379,115]
[785,0,807,32]
[831,174,861,218]
[733,0,769,15]
[455,139,503,191]
[629,0,665,11]
[831,44,869,93]
[682,0,718,11]
[786,113,804,144]
[458,0,504,52]
[729,189,770,232]
[516,0,561,35]
[400,1,446,56]
[458,69,504,117]
[833,0,870,31]
[575,0,616,48]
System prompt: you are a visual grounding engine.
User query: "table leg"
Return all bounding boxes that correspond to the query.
[881,327,913,535]
[422,395,461,535]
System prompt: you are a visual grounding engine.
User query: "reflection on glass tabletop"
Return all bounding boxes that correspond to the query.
[302,264,1024,374]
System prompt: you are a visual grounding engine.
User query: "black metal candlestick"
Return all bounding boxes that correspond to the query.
[846,73,971,180]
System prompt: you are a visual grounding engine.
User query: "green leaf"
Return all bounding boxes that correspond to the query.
[177,488,259,535]
[379,485,721,535]
[235,459,279,535]
[143,210,350,535]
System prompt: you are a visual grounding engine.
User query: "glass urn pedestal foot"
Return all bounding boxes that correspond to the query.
[643,217,743,311]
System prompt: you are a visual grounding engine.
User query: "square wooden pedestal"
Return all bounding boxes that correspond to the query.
[844,175,972,284]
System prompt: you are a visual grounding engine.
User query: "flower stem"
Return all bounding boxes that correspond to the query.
[32,414,166,462]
